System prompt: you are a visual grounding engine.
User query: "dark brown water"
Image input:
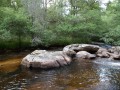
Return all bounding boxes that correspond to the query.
[0,54,120,90]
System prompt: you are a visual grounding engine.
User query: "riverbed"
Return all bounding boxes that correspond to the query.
[0,52,120,90]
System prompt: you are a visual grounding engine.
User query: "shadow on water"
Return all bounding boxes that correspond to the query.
[0,54,120,90]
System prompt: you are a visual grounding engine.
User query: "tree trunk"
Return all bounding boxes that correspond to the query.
[18,33,22,51]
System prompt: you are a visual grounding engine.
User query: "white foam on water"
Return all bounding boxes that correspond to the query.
[94,58,120,68]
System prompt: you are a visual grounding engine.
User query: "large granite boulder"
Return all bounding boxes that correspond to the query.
[76,51,96,59]
[63,44,100,57]
[21,50,72,69]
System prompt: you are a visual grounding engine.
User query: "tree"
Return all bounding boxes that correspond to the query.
[0,0,31,50]
[102,0,120,45]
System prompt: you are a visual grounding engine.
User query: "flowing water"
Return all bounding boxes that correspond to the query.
[0,53,120,90]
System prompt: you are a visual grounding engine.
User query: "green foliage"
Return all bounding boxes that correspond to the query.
[1,0,120,49]
[102,0,120,45]
[0,6,32,49]
[0,0,11,7]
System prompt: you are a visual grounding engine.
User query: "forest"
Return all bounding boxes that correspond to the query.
[0,0,120,50]
[1,1,120,90]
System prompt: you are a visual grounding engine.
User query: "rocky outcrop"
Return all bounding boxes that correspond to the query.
[96,48,110,58]
[108,46,120,54]
[63,44,99,57]
[108,46,120,60]
[97,46,120,60]
[63,44,120,60]
[21,50,72,69]
[21,44,100,69]
[21,44,120,69]
[76,51,96,59]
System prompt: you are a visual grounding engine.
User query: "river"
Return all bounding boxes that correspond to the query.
[0,52,120,90]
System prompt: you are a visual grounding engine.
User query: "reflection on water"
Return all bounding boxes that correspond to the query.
[0,57,120,90]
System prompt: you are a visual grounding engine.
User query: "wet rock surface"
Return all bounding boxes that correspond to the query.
[21,50,71,68]
[96,48,110,58]
[97,46,120,60]
[63,44,100,56]
[76,51,96,59]
[21,44,120,69]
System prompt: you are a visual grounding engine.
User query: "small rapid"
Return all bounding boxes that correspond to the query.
[94,58,120,69]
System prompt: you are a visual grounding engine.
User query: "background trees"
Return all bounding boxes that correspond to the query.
[21,0,105,46]
[0,0,120,50]
[0,0,31,50]
[102,0,120,45]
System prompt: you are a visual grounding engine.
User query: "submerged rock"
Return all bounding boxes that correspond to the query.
[21,50,72,69]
